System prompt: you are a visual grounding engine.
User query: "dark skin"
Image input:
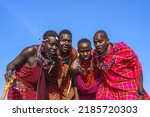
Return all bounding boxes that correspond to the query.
[70,41,92,100]
[59,33,72,57]
[4,36,58,80]
[93,32,144,100]
[93,32,109,56]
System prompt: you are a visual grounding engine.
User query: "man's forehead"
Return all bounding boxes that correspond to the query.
[79,42,91,48]
[79,46,91,51]
[61,34,71,39]
[46,37,58,43]
[95,32,107,40]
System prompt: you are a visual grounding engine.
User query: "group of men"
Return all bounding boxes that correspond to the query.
[4,29,150,100]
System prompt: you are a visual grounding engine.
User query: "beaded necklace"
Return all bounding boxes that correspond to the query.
[57,49,72,65]
[36,44,55,73]
[95,43,116,70]
[77,57,94,75]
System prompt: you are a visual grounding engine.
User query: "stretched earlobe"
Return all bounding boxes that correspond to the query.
[77,53,80,57]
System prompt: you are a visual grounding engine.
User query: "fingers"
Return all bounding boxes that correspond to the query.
[139,95,144,100]
[4,70,13,81]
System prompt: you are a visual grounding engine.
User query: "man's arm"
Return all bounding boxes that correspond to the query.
[69,58,79,100]
[4,46,36,80]
[138,71,144,100]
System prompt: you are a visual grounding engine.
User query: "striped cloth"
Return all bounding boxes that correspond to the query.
[49,47,77,100]
[93,42,149,100]
[8,81,26,100]
[8,65,40,100]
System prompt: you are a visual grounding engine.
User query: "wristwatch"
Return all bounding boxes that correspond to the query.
[138,90,144,96]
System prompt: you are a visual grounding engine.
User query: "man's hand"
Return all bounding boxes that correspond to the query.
[4,70,13,82]
[139,95,144,100]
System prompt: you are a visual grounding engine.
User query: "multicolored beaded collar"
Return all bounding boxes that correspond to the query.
[77,57,94,75]
[94,43,116,70]
[36,44,55,73]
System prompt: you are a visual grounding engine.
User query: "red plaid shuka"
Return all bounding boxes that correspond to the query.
[8,80,26,100]
[8,64,41,100]
[49,47,77,100]
[93,42,149,100]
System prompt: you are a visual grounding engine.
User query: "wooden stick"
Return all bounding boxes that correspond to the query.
[67,80,72,94]
[1,74,16,100]
[48,62,54,74]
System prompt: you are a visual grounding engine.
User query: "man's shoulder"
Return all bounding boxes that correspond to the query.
[70,47,78,59]
[70,58,78,71]
[113,42,131,49]
[22,45,38,55]
[71,47,77,54]
[69,58,79,76]
[113,42,136,56]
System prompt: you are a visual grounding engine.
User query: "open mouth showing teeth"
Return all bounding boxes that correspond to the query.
[64,47,69,50]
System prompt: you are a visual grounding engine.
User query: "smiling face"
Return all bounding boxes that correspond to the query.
[93,32,109,55]
[78,41,92,62]
[59,33,72,54]
[44,36,58,57]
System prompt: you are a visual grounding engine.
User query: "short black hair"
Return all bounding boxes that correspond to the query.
[43,30,58,40]
[93,30,108,39]
[77,38,91,48]
[59,29,72,39]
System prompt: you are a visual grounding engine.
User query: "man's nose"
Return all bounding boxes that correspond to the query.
[95,42,101,47]
[83,51,87,56]
[65,41,69,45]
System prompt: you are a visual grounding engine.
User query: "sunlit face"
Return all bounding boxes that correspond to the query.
[78,42,92,61]
[59,33,72,53]
[44,36,58,56]
[93,32,109,54]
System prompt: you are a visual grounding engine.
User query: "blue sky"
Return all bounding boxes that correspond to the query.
[0,0,150,98]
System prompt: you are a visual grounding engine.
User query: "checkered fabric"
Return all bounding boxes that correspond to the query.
[93,42,149,100]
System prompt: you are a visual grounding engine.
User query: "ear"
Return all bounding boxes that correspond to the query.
[77,53,80,57]
[106,38,109,43]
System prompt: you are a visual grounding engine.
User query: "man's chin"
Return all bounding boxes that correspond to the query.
[96,49,103,54]
[81,58,90,62]
[49,53,57,57]
[62,49,70,53]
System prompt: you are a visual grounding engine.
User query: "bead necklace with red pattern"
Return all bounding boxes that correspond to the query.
[77,57,94,75]
[36,44,55,73]
[94,43,116,70]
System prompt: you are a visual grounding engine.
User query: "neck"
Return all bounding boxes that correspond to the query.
[59,50,70,58]
[77,57,93,74]
[80,59,91,64]
[79,56,92,64]
[99,43,110,57]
